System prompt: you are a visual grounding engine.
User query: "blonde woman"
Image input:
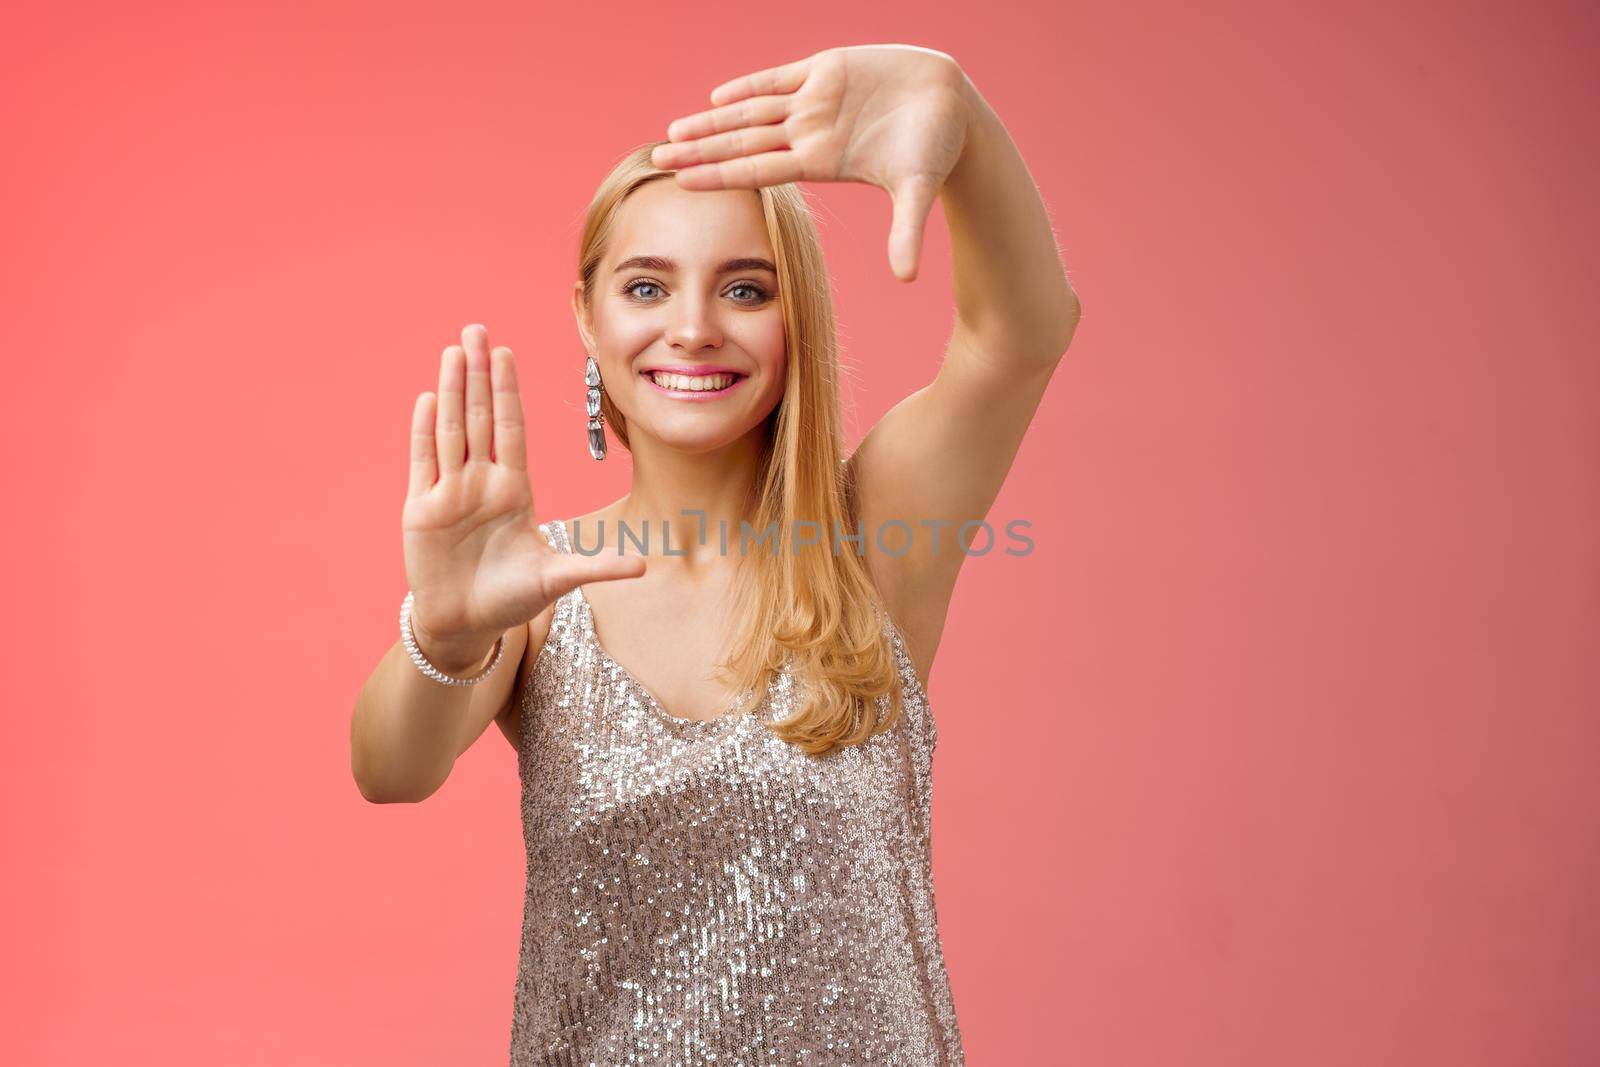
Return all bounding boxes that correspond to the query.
[352,43,1080,1064]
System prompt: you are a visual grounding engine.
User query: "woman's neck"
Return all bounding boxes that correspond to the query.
[599,431,766,566]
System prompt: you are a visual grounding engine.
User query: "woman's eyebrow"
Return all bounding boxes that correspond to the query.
[612,254,777,275]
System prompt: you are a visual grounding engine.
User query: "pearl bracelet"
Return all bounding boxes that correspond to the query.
[400,590,505,686]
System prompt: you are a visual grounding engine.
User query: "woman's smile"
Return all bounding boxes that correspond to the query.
[640,366,749,399]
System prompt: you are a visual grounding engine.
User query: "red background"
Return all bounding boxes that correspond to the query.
[4,1,1597,1063]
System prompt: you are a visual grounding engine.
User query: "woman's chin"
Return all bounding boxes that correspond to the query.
[628,416,767,455]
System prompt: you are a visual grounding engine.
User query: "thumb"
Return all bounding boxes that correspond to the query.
[542,551,647,602]
[887,174,940,283]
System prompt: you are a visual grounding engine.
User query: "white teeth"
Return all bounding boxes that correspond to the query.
[648,371,737,392]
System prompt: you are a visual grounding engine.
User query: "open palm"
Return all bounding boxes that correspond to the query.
[401,324,644,665]
[650,44,975,282]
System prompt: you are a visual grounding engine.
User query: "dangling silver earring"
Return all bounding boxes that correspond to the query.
[585,356,607,461]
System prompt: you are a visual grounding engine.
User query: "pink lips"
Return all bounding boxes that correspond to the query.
[640,367,747,400]
[643,364,744,376]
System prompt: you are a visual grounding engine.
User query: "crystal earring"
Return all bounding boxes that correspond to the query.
[585,356,606,461]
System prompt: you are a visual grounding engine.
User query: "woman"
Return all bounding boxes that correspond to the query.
[351,44,1080,1064]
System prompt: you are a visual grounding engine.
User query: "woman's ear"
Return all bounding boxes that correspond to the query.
[571,280,596,353]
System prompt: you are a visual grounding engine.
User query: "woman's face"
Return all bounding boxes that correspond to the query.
[573,178,787,456]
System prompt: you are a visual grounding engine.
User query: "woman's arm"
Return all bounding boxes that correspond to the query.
[943,71,1081,364]
[650,46,1081,683]
[351,622,525,803]
[846,67,1081,683]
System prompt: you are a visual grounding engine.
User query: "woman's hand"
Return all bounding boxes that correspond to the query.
[401,324,645,673]
[650,44,975,283]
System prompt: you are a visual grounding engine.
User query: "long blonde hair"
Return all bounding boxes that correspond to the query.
[574,140,905,756]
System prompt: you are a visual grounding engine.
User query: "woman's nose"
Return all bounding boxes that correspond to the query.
[666,294,723,351]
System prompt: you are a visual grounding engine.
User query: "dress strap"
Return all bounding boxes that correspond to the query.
[541,518,570,554]
[531,519,581,671]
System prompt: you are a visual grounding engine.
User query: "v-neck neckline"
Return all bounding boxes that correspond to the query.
[554,519,751,727]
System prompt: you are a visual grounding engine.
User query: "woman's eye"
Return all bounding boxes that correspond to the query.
[621,279,770,304]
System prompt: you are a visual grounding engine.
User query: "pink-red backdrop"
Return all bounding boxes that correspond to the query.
[4,2,1596,1064]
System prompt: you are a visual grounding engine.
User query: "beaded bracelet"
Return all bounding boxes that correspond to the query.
[400,590,505,686]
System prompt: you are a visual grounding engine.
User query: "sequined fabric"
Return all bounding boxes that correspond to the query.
[510,519,965,1065]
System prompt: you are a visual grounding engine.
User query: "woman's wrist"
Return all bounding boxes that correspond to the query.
[407,610,500,676]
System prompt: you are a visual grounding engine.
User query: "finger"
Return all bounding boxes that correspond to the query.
[708,55,814,107]
[654,120,790,174]
[662,94,790,146]
[541,552,648,603]
[407,391,439,498]
[460,323,493,463]
[673,147,807,191]
[436,344,466,474]
[491,346,528,472]
[888,174,942,283]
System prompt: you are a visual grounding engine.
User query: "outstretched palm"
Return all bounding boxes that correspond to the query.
[650,44,975,283]
[402,324,644,668]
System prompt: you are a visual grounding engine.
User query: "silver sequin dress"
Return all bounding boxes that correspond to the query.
[509,519,965,1065]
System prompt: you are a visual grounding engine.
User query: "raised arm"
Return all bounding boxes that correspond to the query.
[650,45,1082,683]
[845,65,1081,683]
